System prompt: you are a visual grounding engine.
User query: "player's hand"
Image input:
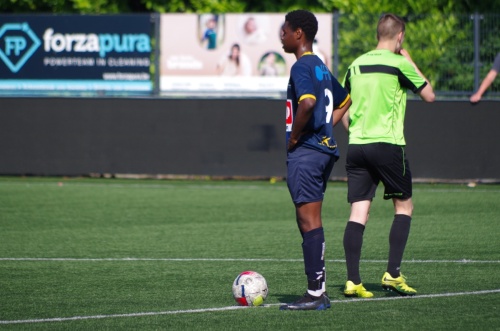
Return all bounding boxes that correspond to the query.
[469,93,481,104]
[287,137,298,151]
[399,49,413,62]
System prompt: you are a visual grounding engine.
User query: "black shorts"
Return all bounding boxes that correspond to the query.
[346,143,412,203]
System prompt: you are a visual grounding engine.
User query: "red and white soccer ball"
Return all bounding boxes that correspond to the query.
[232,271,268,306]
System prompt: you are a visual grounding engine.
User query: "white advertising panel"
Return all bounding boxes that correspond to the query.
[160,13,332,96]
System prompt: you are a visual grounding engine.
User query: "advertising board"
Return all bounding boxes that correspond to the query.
[160,13,332,96]
[0,15,153,93]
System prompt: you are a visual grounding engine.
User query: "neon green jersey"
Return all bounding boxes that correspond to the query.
[343,49,427,145]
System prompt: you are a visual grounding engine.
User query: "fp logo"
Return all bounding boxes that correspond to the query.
[0,23,41,73]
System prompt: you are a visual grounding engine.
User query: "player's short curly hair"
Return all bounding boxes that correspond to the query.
[285,10,318,42]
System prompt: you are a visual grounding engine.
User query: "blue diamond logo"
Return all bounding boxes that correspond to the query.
[0,22,41,73]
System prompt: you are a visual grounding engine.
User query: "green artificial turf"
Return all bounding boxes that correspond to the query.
[0,177,498,330]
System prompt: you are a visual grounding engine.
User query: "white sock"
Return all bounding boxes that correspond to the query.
[307,289,324,297]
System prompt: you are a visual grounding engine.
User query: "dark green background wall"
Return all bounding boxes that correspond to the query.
[0,98,497,181]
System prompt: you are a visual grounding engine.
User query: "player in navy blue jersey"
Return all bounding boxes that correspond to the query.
[279,9,351,311]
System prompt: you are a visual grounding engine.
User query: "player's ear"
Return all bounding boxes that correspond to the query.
[397,31,404,44]
[295,27,303,39]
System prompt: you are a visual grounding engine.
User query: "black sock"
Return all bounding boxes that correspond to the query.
[387,214,412,278]
[302,227,325,287]
[343,221,365,284]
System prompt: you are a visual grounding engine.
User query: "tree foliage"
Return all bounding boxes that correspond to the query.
[325,0,489,93]
[0,0,131,13]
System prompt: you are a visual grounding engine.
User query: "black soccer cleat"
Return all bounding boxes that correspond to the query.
[279,292,331,311]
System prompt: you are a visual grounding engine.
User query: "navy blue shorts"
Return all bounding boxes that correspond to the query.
[346,143,412,203]
[287,146,336,205]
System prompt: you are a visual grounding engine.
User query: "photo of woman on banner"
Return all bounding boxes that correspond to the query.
[216,43,252,76]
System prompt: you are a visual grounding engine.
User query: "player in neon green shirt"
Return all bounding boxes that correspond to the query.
[341,13,435,298]
[344,48,428,145]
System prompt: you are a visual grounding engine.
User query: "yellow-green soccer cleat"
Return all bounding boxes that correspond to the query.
[381,272,417,296]
[344,281,374,298]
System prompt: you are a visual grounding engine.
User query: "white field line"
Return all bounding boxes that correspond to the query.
[0,257,499,263]
[0,181,285,191]
[1,289,499,325]
[1,181,500,193]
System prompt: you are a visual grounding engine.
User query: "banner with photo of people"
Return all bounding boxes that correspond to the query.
[160,13,332,94]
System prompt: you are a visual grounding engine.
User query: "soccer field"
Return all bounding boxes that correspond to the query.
[0,177,499,330]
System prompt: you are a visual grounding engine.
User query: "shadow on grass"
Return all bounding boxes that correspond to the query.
[275,293,307,304]
[274,283,404,305]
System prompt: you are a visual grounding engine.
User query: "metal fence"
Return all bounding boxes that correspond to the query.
[333,12,500,99]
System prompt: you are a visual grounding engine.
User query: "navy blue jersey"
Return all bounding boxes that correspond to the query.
[286,53,349,156]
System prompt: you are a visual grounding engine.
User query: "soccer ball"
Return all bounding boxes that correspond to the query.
[232,271,268,306]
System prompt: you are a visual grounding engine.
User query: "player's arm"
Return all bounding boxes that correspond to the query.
[331,74,351,129]
[332,95,351,127]
[400,49,435,102]
[339,71,351,132]
[470,69,498,103]
[288,96,315,151]
[418,81,435,103]
[341,110,350,132]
